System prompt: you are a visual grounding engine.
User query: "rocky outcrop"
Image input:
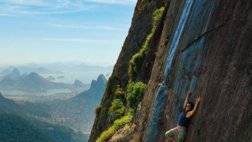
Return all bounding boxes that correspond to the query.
[89,0,252,142]
[89,1,168,141]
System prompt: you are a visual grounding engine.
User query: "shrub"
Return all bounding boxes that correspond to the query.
[126,81,146,110]
[114,85,124,100]
[128,53,144,80]
[128,7,165,80]
[96,113,133,142]
[153,7,165,28]
[109,99,126,119]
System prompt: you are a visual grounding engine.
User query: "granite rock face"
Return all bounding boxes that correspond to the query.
[89,0,252,142]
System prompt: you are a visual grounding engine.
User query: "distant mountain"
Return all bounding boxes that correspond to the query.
[73,74,106,101]
[0,67,18,76]
[0,74,107,134]
[0,113,90,142]
[0,113,53,142]
[0,66,55,75]
[0,63,112,84]
[4,68,21,79]
[0,71,67,92]
[0,91,51,119]
[73,80,85,88]
[0,92,19,113]
[0,93,88,142]
[0,68,87,94]
[45,74,107,132]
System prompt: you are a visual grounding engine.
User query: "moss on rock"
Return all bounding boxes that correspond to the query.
[128,7,165,81]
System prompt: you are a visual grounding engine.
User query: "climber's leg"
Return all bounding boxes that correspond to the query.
[165,127,178,137]
[165,127,178,142]
[177,126,186,142]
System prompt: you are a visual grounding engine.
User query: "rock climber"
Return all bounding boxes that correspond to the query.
[165,92,201,142]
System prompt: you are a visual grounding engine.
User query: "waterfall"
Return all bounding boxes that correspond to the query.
[164,0,194,83]
[144,0,194,141]
[144,83,168,142]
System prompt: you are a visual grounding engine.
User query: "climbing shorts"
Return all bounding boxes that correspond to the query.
[165,126,186,142]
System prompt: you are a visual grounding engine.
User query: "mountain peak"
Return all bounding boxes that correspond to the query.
[97,74,107,83]
[71,74,107,101]
[3,68,21,80]
[90,74,106,87]
[73,79,85,87]
[12,68,20,75]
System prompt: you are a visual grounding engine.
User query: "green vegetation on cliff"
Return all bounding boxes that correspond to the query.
[109,99,126,119]
[128,7,165,80]
[106,82,146,117]
[96,81,145,142]
[96,113,133,142]
[126,81,146,110]
[95,6,166,142]
[108,85,126,121]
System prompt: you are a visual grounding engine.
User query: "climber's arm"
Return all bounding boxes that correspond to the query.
[183,92,192,109]
[186,96,201,118]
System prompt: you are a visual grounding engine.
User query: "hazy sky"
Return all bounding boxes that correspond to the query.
[0,0,136,66]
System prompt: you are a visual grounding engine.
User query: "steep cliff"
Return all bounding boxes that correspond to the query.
[89,0,252,142]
